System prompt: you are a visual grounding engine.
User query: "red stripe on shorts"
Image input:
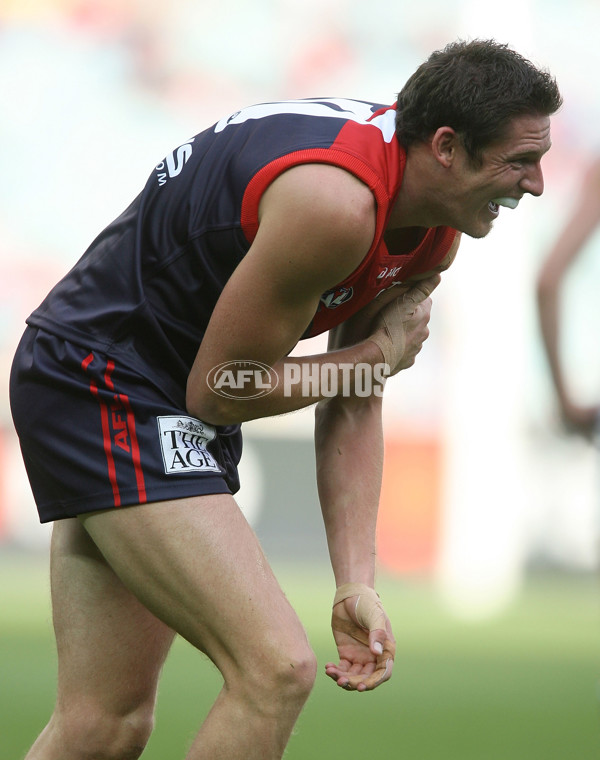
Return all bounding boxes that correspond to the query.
[81,354,147,507]
[103,361,147,505]
[120,393,147,503]
[82,354,121,507]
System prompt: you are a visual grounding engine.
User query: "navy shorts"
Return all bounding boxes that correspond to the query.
[10,327,242,523]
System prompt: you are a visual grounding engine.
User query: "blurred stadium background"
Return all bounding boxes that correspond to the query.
[1,0,600,757]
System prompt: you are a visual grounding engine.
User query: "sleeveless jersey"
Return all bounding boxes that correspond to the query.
[26,98,456,402]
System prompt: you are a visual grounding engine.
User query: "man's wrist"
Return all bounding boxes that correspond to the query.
[333,582,378,607]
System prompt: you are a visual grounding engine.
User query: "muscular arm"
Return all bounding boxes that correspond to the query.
[313,236,451,690]
[315,272,438,691]
[315,311,390,691]
[536,159,600,434]
[315,343,384,589]
[186,166,457,426]
[186,164,383,425]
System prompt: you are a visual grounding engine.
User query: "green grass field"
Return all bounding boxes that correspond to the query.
[2,554,599,759]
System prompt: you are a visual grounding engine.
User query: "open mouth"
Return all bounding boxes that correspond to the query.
[488,197,520,214]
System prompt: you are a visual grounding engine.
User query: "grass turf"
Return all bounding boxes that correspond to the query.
[1,555,599,759]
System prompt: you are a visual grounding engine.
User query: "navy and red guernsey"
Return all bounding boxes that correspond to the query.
[27,98,457,399]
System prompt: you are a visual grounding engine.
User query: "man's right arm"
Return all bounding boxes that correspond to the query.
[186,164,403,424]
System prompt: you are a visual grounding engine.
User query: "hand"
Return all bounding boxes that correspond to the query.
[325,583,396,692]
[369,274,440,376]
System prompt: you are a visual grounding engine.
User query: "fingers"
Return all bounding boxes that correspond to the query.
[325,637,395,691]
[350,640,395,691]
[369,292,432,376]
[368,273,439,376]
[330,583,396,691]
[402,272,441,305]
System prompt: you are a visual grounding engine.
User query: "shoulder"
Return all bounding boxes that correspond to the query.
[259,163,377,253]
[244,164,378,298]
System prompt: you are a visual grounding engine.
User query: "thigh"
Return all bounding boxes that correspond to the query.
[79,494,310,683]
[50,519,176,714]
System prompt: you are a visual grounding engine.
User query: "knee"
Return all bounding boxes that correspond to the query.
[58,703,154,760]
[277,645,318,702]
[246,640,318,714]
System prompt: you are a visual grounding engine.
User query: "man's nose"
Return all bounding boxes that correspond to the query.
[521,161,544,197]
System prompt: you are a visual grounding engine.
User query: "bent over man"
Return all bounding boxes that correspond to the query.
[10,40,561,760]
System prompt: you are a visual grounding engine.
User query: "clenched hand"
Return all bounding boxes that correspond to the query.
[369,273,440,375]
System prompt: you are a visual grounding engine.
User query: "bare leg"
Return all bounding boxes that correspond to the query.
[39,494,316,760]
[25,518,176,760]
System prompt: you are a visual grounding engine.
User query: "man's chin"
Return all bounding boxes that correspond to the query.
[459,222,494,240]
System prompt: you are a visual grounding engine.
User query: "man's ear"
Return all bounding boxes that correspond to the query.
[430,127,459,168]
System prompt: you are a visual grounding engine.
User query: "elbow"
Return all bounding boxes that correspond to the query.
[186,385,242,426]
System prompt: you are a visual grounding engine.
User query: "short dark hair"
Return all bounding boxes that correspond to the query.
[395,39,562,163]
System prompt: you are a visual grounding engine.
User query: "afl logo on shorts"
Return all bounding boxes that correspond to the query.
[320,286,353,309]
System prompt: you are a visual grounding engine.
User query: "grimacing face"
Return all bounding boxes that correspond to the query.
[449,113,552,239]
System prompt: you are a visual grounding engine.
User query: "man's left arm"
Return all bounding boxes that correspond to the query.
[316,380,396,692]
[316,237,459,692]
[314,298,400,693]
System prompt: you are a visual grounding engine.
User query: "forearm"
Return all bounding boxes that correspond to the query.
[187,338,385,425]
[315,393,384,587]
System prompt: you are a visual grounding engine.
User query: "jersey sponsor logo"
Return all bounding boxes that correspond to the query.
[376,265,403,280]
[157,415,221,474]
[214,98,396,143]
[320,286,354,309]
[155,137,195,186]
